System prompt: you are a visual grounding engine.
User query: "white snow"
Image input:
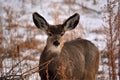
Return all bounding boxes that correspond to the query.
[0,0,119,80]
[35,35,47,41]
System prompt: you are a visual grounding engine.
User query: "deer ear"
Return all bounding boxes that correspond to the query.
[63,13,80,31]
[33,12,48,31]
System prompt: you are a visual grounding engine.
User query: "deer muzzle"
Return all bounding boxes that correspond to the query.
[53,40,60,47]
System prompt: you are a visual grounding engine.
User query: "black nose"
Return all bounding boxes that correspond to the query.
[53,40,60,46]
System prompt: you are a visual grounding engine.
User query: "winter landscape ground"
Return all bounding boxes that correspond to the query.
[0,0,119,80]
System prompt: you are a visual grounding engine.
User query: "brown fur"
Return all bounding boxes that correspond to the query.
[39,38,99,80]
[32,12,100,80]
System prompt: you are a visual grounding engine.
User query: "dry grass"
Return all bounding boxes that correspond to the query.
[0,10,42,79]
[101,0,120,80]
[90,28,105,34]
[1,0,119,79]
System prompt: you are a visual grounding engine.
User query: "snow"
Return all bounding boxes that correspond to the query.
[0,0,119,80]
[81,15,103,30]
[85,33,106,50]
[35,35,47,41]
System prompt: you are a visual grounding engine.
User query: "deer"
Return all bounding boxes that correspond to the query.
[32,12,100,80]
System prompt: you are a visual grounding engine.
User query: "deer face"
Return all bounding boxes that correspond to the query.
[33,12,80,53]
[45,24,65,53]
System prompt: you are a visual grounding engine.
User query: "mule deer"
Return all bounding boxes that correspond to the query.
[33,12,100,80]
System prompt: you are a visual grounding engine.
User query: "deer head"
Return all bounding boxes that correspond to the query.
[33,12,80,53]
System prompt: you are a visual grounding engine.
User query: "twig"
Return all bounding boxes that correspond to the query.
[76,3,101,14]
[22,58,54,78]
[6,56,29,76]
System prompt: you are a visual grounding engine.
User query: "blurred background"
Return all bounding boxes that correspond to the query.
[0,0,120,80]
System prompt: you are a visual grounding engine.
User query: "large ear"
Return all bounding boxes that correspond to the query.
[63,13,80,31]
[33,12,48,31]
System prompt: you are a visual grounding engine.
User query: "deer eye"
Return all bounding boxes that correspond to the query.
[60,32,64,36]
[48,32,53,36]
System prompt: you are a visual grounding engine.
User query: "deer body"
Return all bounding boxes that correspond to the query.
[33,12,100,80]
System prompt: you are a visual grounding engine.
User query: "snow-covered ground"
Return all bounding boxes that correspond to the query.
[0,0,118,80]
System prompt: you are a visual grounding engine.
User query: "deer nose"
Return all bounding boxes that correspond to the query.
[53,40,60,46]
